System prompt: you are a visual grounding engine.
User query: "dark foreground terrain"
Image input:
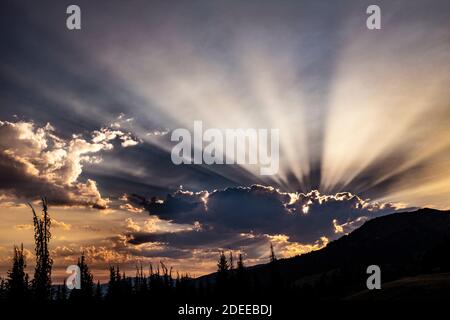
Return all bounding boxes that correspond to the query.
[2,208,450,318]
[195,208,450,300]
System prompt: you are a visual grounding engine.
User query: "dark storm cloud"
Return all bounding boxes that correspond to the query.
[126,228,270,261]
[0,152,74,205]
[129,228,265,250]
[126,185,407,255]
[126,246,193,260]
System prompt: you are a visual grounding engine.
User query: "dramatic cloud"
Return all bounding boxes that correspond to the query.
[2,0,449,208]
[0,119,140,208]
[1,0,449,280]
[123,185,406,262]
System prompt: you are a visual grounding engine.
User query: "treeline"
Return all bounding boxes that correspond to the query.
[0,199,53,302]
[0,246,279,304]
[0,199,282,304]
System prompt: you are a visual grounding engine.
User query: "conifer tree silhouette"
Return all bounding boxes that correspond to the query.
[29,198,53,300]
[268,242,281,292]
[216,251,229,295]
[6,243,29,300]
[107,265,120,300]
[0,278,6,302]
[56,284,67,301]
[269,242,277,263]
[229,251,234,270]
[95,280,102,301]
[134,263,148,296]
[237,253,245,270]
[78,253,94,298]
[217,251,229,273]
[236,253,249,293]
[70,253,94,301]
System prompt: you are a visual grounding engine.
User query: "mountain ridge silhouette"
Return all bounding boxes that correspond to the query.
[195,208,450,299]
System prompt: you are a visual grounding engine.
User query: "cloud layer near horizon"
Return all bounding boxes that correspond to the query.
[0,183,407,281]
[119,185,404,264]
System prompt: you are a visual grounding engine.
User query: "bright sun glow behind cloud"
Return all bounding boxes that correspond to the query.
[1,0,450,281]
[76,3,450,209]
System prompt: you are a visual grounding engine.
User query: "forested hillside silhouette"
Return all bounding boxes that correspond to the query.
[0,200,449,306]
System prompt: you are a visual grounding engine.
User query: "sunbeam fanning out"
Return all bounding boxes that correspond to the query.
[321,18,450,204]
[82,0,450,204]
[0,0,449,282]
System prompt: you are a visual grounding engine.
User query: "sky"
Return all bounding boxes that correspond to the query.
[0,0,449,282]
